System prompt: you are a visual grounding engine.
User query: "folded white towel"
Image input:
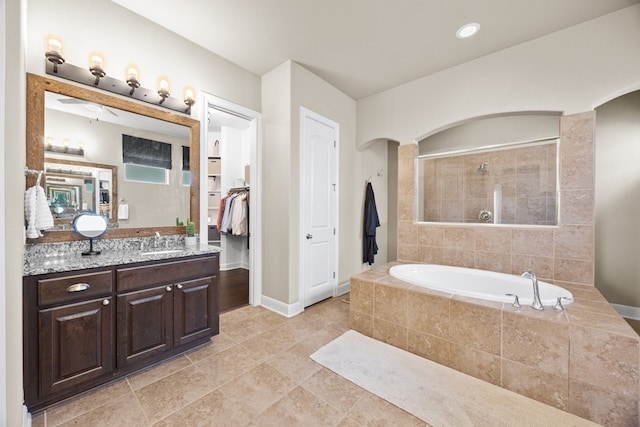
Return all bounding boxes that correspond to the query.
[35,185,54,231]
[25,184,54,239]
[25,186,39,239]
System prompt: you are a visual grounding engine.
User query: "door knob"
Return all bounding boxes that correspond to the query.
[306,234,313,240]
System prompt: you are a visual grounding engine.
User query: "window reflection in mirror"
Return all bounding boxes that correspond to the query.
[416,113,560,226]
[45,91,191,229]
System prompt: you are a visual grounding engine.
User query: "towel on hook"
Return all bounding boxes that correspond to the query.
[118,203,129,220]
[25,172,54,239]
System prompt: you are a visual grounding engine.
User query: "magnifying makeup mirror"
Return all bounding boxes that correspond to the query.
[72,213,108,256]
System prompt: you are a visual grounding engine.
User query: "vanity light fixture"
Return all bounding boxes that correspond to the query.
[456,22,481,39]
[125,64,141,95]
[44,43,194,115]
[157,76,170,104]
[183,86,196,114]
[44,137,85,156]
[89,52,106,85]
[45,35,65,73]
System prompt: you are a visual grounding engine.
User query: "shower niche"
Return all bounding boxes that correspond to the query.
[416,113,561,225]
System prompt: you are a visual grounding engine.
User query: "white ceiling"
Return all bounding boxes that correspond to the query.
[110,0,639,100]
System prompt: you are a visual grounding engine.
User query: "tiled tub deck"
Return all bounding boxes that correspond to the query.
[350,262,640,426]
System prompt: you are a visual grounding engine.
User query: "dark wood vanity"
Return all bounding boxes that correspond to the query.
[23,253,219,412]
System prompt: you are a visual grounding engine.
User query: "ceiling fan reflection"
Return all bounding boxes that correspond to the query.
[58,98,119,117]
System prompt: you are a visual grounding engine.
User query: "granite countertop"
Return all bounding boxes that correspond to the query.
[24,244,221,276]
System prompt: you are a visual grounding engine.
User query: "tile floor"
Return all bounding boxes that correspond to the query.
[32,295,430,427]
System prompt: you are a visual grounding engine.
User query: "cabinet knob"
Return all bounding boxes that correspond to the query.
[102,299,110,306]
[176,284,183,289]
[166,286,172,292]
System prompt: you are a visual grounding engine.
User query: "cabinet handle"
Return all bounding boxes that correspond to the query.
[166,286,172,292]
[176,284,183,289]
[66,283,90,293]
[102,299,110,306]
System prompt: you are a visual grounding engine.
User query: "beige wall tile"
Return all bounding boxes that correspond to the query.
[503,311,569,377]
[417,225,444,247]
[449,300,501,355]
[350,311,373,337]
[408,329,451,366]
[566,310,637,337]
[554,258,594,285]
[418,245,444,264]
[554,225,594,261]
[474,227,512,253]
[373,317,408,350]
[374,284,408,326]
[398,244,421,262]
[502,360,568,410]
[442,249,475,268]
[569,380,638,427]
[443,227,475,250]
[474,251,512,274]
[511,255,554,280]
[448,343,501,386]
[560,190,594,225]
[407,290,449,338]
[570,326,639,399]
[398,220,418,245]
[511,229,554,256]
[350,278,374,315]
[560,112,595,158]
[561,154,594,190]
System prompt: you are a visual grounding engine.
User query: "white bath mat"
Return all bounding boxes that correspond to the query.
[310,330,597,427]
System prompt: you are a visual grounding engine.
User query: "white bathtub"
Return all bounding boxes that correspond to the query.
[389,264,573,306]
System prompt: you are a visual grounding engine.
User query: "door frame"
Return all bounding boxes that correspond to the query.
[199,92,262,306]
[299,107,339,309]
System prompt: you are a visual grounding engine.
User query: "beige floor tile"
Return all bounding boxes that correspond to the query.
[220,305,268,328]
[153,389,252,427]
[222,317,273,342]
[195,344,261,388]
[267,342,323,383]
[58,392,149,427]
[219,362,297,419]
[45,380,132,426]
[31,412,45,427]
[248,386,343,426]
[346,393,430,427]
[185,332,239,362]
[127,355,193,391]
[255,309,290,328]
[241,328,298,361]
[302,368,365,413]
[135,364,216,424]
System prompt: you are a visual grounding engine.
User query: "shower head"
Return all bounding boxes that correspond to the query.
[478,161,488,174]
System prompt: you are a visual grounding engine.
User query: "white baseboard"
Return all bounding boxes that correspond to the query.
[23,405,31,427]
[260,295,302,318]
[337,280,350,296]
[220,262,249,271]
[612,303,640,320]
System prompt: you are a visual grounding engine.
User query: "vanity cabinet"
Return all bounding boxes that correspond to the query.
[24,253,219,412]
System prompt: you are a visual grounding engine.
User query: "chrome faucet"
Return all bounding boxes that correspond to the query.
[154,231,161,248]
[521,271,544,310]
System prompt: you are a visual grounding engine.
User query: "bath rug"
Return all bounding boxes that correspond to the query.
[310,330,597,427]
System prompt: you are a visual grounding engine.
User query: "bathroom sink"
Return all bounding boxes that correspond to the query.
[140,249,186,256]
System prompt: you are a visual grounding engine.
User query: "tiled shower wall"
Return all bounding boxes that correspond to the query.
[398,112,595,286]
[421,141,557,225]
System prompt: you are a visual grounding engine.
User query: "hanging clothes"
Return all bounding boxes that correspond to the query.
[218,189,250,236]
[363,181,380,265]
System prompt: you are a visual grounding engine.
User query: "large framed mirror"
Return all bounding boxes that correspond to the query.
[26,73,200,242]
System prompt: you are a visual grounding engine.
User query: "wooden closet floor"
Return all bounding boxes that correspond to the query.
[219,268,249,313]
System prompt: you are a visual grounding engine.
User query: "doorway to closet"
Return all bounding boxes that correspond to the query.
[201,93,262,313]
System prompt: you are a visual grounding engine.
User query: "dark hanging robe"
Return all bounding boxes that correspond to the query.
[363,182,380,265]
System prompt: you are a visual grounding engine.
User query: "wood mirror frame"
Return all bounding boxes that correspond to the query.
[26,73,200,243]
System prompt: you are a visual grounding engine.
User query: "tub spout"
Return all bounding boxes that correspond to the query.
[521,271,544,310]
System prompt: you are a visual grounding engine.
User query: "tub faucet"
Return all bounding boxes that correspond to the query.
[154,231,161,249]
[521,271,544,311]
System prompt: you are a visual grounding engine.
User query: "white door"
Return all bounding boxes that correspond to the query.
[301,108,338,308]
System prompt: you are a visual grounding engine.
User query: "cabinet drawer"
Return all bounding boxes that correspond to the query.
[117,256,218,292]
[38,271,113,306]
[207,159,221,175]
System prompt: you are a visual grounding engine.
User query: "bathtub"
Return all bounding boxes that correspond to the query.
[389,264,573,306]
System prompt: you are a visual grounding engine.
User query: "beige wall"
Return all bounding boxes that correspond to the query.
[262,61,387,308]
[595,90,640,306]
[4,0,26,424]
[357,4,640,148]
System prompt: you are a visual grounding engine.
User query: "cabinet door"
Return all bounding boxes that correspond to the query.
[174,276,218,347]
[39,297,113,396]
[117,285,173,368]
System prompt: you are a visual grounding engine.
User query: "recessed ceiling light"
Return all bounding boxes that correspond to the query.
[456,23,481,39]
